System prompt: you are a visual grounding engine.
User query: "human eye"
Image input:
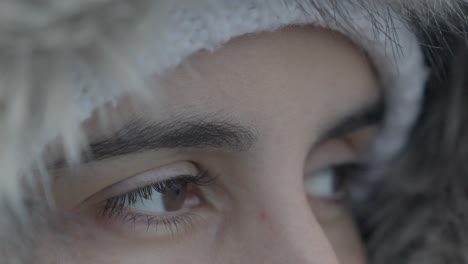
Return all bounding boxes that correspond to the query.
[77,162,216,237]
[305,163,363,200]
[304,125,376,201]
[102,173,213,215]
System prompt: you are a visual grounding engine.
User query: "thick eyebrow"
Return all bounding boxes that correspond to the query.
[84,117,258,163]
[50,103,382,169]
[86,101,382,162]
[320,101,384,142]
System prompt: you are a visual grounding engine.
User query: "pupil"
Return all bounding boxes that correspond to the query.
[162,183,188,211]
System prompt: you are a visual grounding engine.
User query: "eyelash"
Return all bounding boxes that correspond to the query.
[98,171,215,231]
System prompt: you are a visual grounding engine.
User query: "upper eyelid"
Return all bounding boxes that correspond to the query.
[78,162,201,206]
[305,138,357,172]
[318,101,383,144]
[305,101,382,172]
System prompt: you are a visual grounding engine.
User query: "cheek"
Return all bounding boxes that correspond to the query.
[34,212,221,264]
[310,199,367,264]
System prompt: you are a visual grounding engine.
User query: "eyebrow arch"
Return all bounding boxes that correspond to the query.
[320,100,384,142]
[85,102,381,163]
[82,117,258,163]
[50,102,382,169]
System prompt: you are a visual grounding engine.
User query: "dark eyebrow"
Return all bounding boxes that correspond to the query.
[320,100,384,141]
[85,101,382,163]
[84,117,257,163]
[50,103,382,169]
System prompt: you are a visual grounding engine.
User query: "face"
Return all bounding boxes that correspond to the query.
[46,26,380,264]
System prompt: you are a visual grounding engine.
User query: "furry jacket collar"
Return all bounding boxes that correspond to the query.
[0,1,467,264]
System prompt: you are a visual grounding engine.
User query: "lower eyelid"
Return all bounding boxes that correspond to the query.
[93,207,207,238]
[96,207,190,224]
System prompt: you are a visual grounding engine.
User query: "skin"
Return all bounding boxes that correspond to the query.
[48,26,379,264]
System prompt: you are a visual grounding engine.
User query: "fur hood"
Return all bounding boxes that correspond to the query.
[0,1,467,263]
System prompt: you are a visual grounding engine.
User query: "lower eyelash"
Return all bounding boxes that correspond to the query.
[106,210,199,236]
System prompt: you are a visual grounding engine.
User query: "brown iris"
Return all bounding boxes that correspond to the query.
[160,181,189,211]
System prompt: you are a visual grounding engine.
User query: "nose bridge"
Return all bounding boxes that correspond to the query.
[239,164,340,264]
[260,190,339,264]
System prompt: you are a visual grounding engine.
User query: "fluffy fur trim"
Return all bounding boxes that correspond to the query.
[355,38,468,264]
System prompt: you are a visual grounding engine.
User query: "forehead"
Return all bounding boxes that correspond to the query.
[84,26,378,141]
